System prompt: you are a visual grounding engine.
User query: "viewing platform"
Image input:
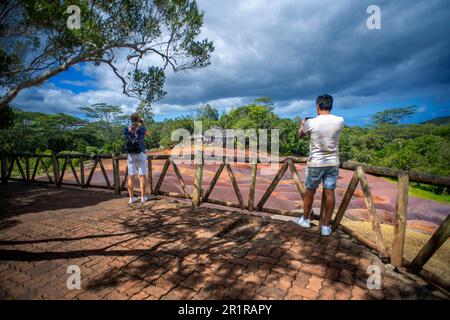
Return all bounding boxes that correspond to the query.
[0,183,447,300]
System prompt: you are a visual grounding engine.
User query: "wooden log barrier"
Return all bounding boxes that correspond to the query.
[248,163,258,211]
[67,156,80,186]
[192,162,204,207]
[1,151,8,184]
[319,190,327,228]
[202,163,225,203]
[79,155,85,188]
[121,166,128,191]
[30,156,40,182]
[98,158,111,188]
[25,156,30,182]
[58,155,69,187]
[148,157,153,195]
[331,171,359,231]
[112,155,121,195]
[344,160,450,188]
[226,164,245,209]
[154,159,171,195]
[256,160,289,211]
[85,157,99,188]
[40,156,53,184]
[15,156,27,181]
[51,152,60,187]
[171,160,189,198]
[356,166,389,259]
[391,172,409,268]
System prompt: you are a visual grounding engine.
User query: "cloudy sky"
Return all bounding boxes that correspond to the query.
[11,0,450,126]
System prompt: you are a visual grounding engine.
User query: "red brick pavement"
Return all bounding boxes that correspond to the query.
[0,183,446,300]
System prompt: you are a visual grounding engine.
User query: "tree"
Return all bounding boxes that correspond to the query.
[0,0,214,109]
[136,101,154,124]
[79,103,127,153]
[196,104,218,121]
[0,105,16,129]
[0,108,96,152]
[371,106,416,125]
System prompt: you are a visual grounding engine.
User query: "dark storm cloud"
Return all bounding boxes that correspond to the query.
[158,0,450,110]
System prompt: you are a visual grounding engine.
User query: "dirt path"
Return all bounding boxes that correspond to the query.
[0,183,446,300]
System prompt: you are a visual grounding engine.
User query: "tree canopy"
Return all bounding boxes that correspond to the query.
[0,0,214,109]
[371,106,416,125]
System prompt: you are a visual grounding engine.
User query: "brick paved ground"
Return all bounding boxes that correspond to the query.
[0,183,447,300]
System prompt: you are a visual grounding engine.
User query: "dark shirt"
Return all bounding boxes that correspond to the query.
[124,125,147,153]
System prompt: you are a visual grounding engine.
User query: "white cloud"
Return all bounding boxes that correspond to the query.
[13,82,138,115]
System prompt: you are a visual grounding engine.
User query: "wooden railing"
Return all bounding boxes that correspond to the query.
[1,151,449,289]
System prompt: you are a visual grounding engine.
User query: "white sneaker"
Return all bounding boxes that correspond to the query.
[128,197,138,204]
[321,225,332,236]
[141,195,149,203]
[296,216,311,228]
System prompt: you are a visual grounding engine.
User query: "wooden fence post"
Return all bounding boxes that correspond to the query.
[154,159,170,195]
[80,155,85,188]
[25,156,30,182]
[148,157,153,195]
[248,163,257,211]
[319,190,327,228]
[226,164,244,209]
[112,155,121,195]
[287,159,306,198]
[57,155,68,187]
[331,171,359,231]
[256,160,288,211]
[192,152,204,207]
[202,163,225,203]
[391,172,409,268]
[1,151,7,184]
[408,214,450,274]
[172,160,189,198]
[51,152,60,187]
[356,166,388,259]
[30,156,40,182]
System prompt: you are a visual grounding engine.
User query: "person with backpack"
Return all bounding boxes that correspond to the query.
[124,113,151,204]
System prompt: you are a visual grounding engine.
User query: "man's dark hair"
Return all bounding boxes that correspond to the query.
[316,94,333,111]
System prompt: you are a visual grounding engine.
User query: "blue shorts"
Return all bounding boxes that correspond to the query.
[305,166,339,190]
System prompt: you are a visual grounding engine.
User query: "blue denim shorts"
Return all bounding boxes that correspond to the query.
[305,166,339,190]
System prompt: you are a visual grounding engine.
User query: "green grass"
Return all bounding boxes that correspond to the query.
[384,177,450,203]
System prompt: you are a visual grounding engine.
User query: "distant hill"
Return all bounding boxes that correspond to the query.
[422,116,450,125]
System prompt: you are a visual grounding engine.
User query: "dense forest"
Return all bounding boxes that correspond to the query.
[1,99,449,180]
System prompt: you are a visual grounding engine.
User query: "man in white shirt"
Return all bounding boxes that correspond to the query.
[297,94,344,236]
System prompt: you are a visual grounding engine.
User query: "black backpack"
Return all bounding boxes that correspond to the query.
[126,129,142,153]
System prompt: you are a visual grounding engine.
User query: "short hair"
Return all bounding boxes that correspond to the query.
[130,112,140,123]
[316,94,333,111]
